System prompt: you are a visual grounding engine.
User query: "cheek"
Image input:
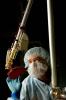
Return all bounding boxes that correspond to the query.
[37,62,48,72]
[42,64,48,71]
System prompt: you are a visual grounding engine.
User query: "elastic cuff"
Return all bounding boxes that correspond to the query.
[11,92,17,98]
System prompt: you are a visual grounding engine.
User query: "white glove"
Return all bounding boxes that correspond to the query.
[6,77,21,93]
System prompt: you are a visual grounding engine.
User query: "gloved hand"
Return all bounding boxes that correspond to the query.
[6,76,21,94]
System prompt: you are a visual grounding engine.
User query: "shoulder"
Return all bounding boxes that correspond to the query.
[20,75,32,99]
[21,75,36,91]
[22,75,32,87]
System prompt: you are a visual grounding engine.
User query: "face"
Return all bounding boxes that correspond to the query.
[27,54,48,79]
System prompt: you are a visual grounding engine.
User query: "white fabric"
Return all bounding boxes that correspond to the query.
[7,97,15,100]
[20,75,52,100]
[7,97,19,100]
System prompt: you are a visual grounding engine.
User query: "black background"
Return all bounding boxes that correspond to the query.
[0,0,65,99]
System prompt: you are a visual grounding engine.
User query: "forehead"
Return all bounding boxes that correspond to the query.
[27,54,38,60]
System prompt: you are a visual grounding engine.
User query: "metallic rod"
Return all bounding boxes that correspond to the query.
[16,0,33,40]
[5,0,33,69]
[47,0,57,87]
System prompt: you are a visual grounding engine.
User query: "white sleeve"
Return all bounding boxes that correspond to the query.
[7,97,19,100]
[20,79,27,100]
[7,97,13,100]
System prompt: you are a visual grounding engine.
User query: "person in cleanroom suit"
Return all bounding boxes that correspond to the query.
[20,46,53,100]
[6,45,66,100]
